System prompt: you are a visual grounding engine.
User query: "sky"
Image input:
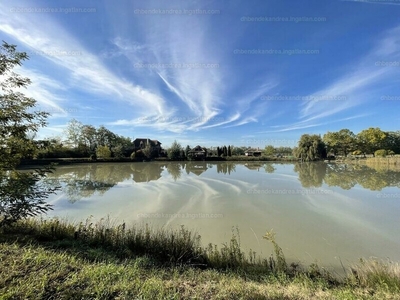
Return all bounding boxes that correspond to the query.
[1,0,400,148]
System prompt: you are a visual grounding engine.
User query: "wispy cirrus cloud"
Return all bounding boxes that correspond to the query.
[0,1,168,118]
[266,25,400,133]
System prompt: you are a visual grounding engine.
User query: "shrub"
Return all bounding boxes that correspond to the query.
[96,146,111,159]
[374,149,387,157]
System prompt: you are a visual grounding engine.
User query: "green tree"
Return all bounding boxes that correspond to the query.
[227,145,232,156]
[356,127,387,156]
[96,125,117,148]
[185,145,191,158]
[323,129,356,157]
[111,145,124,158]
[294,134,326,161]
[0,41,59,226]
[275,146,293,156]
[80,124,97,153]
[223,146,228,156]
[168,140,183,160]
[64,118,83,148]
[264,145,275,156]
[385,131,400,154]
[232,146,245,156]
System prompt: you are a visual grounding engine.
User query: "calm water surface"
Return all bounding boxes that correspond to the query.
[45,161,400,272]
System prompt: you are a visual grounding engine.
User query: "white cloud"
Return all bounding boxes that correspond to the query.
[270,25,400,132]
[0,2,168,118]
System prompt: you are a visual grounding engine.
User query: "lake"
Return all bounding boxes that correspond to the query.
[44,161,400,273]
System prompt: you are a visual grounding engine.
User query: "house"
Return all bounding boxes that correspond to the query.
[188,145,207,160]
[133,138,162,156]
[244,148,262,157]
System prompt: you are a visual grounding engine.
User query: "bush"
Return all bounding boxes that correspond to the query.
[90,154,97,161]
[96,146,111,159]
[374,149,387,157]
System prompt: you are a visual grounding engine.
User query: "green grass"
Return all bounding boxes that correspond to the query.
[1,218,399,299]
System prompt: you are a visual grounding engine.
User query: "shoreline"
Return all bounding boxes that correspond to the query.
[17,156,299,168]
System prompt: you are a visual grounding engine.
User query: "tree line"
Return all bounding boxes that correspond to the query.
[294,128,400,161]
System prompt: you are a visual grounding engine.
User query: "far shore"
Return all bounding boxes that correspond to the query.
[18,156,298,168]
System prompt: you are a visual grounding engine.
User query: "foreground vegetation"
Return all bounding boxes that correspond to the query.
[1,219,399,299]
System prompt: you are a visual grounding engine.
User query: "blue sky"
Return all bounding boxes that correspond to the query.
[1,0,400,148]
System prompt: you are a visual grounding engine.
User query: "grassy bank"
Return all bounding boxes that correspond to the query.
[1,218,399,299]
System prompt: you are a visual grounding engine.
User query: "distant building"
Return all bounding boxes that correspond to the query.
[244,148,262,156]
[133,138,162,156]
[188,145,207,160]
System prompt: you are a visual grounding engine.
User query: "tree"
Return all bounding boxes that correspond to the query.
[275,146,293,156]
[217,146,221,157]
[1,41,59,226]
[323,129,356,157]
[64,119,83,148]
[357,127,387,156]
[185,145,191,157]
[264,145,275,156]
[294,134,326,161]
[96,125,117,148]
[227,145,232,156]
[111,145,124,158]
[223,146,228,156]
[168,140,183,160]
[232,146,245,156]
[385,131,400,154]
[80,124,97,153]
